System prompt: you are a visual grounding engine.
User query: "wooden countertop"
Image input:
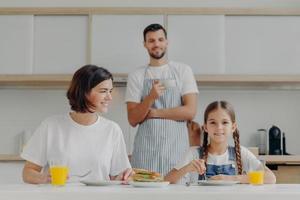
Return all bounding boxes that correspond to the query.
[259,155,300,164]
[0,154,24,161]
[1,154,300,163]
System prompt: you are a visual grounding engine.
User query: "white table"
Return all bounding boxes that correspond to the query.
[1,183,300,200]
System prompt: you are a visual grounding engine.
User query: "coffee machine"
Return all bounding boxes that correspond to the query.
[269,125,282,155]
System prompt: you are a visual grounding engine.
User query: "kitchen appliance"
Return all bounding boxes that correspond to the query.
[282,132,291,155]
[257,129,268,155]
[268,125,282,155]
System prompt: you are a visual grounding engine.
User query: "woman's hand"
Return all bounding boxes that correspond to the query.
[185,159,206,175]
[114,168,135,182]
[40,170,51,183]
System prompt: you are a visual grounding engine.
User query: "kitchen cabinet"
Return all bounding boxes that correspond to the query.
[0,15,33,74]
[259,155,300,184]
[91,15,164,73]
[1,8,300,75]
[33,15,88,74]
[225,16,300,74]
[273,165,300,184]
[167,15,225,74]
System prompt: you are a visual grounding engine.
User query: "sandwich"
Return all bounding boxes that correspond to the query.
[132,168,163,182]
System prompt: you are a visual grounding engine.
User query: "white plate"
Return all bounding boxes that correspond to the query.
[80,180,123,186]
[197,180,239,186]
[129,181,170,188]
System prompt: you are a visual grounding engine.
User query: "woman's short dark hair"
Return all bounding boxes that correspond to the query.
[67,64,113,113]
[143,23,167,42]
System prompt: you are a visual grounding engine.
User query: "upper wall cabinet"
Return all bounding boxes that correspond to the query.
[91,15,164,73]
[167,15,225,74]
[226,16,300,74]
[33,16,88,74]
[0,15,33,74]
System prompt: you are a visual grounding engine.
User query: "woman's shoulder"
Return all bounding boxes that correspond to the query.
[40,114,68,126]
[98,116,122,133]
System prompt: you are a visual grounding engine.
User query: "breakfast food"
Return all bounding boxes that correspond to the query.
[132,168,163,182]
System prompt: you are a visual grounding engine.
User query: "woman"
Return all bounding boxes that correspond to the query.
[21,65,132,184]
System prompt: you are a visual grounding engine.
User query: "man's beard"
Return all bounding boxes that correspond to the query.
[149,51,166,60]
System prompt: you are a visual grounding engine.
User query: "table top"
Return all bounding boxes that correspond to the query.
[0,183,300,200]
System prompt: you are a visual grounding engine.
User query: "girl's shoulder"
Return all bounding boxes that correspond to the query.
[240,146,253,155]
[239,146,258,160]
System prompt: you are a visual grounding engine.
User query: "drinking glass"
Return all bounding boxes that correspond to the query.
[49,159,69,186]
[248,159,265,185]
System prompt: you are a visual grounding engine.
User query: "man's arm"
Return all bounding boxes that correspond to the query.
[127,80,165,127]
[146,93,197,121]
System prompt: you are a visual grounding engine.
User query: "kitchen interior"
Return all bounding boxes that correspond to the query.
[0,0,300,199]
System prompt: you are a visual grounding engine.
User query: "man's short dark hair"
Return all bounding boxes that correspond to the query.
[143,23,167,42]
[67,64,113,113]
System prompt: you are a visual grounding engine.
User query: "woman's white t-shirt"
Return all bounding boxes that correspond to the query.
[174,146,261,184]
[21,114,131,181]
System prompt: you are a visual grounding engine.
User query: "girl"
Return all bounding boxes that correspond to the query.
[21,65,132,184]
[165,101,276,184]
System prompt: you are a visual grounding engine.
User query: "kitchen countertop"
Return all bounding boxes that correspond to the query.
[258,155,300,164]
[0,183,299,200]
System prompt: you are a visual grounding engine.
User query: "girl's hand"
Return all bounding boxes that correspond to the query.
[186,159,206,175]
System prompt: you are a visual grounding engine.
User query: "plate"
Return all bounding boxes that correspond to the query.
[80,180,123,186]
[129,181,170,188]
[197,180,239,186]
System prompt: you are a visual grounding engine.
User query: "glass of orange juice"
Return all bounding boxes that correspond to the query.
[248,159,265,185]
[49,160,69,186]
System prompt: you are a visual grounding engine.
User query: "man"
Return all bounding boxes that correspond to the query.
[125,24,198,175]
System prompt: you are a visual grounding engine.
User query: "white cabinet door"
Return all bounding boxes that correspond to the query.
[167,15,225,74]
[33,15,88,74]
[0,15,33,74]
[226,16,300,74]
[91,15,164,73]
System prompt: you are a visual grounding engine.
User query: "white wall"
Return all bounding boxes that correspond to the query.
[1,87,299,155]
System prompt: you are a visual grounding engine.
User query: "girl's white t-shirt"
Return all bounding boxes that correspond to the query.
[174,146,261,184]
[21,114,131,181]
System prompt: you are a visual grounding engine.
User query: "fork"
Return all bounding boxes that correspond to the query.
[201,173,207,181]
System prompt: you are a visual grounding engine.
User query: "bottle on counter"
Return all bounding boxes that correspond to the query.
[257,129,268,155]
